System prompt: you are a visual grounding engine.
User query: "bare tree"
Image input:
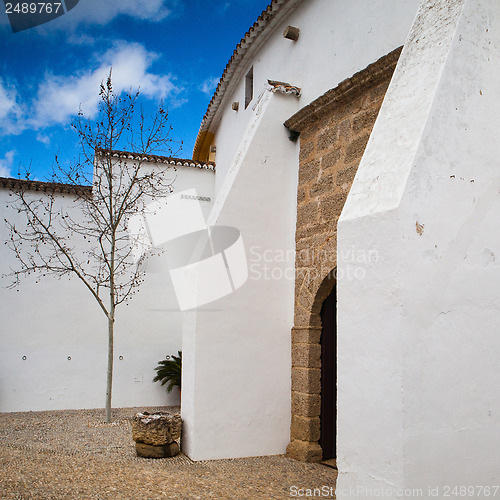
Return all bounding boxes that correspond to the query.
[3,73,178,422]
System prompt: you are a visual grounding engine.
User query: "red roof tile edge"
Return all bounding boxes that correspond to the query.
[95,148,215,170]
[0,177,92,196]
[0,148,215,195]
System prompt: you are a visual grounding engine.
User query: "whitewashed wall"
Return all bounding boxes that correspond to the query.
[0,162,214,413]
[183,0,420,461]
[182,90,299,460]
[338,0,500,496]
[212,0,420,195]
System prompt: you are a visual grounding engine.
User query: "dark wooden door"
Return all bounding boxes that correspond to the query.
[319,284,337,460]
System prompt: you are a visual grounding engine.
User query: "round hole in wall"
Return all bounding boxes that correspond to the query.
[22,355,27,360]
[67,356,71,361]
[119,356,123,360]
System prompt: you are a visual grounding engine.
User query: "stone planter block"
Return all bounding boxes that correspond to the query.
[135,441,180,458]
[132,412,182,446]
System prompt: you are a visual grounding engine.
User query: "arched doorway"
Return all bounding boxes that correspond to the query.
[319,284,337,461]
[286,49,399,462]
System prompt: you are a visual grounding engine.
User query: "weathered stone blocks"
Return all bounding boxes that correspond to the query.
[291,326,321,344]
[319,192,347,222]
[135,441,180,458]
[287,59,395,460]
[298,159,320,183]
[344,134,370,163]
[296,201,319,227]
[292,367,321,394]
[132,412,182,445]
[299,139,315,162]
[338,117,352,138]
[296,186,308,205]
[292,391,321,417]
[352,108,380,134]
[292,343,321,369]
[336,164,357,186]
[310,175,335,198]
[291,415,321,442]
[132,412,182,458]
[368,80,390,101]
[317,127,338,150]
[286,439,322,462]
[321,148,342,170]
[295,222,332,241]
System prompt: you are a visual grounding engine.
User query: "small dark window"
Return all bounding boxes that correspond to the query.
[245,67,254,109]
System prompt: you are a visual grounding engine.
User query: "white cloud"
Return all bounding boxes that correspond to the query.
[76,0,172,24]
[66,32,96,46]
[39,0,175,30]
[0,82,16,120]
[36,133,51,146]
[200,76,220,96]
[0,150,15,178]
[0,80,24,134]
[31,42,182,129]
[1,0,176,33]
[219,2,231,15]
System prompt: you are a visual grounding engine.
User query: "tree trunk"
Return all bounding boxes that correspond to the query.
[106,171,116,424]
[105,307,115,423]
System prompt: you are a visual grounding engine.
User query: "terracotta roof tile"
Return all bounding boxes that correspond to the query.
[0,177,92,196]
[96,148,215,171]
[0,149,215,196]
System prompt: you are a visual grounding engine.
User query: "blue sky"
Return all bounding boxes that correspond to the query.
[0,0,270,181]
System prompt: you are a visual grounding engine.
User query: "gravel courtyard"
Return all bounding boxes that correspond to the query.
[0,407,337,499]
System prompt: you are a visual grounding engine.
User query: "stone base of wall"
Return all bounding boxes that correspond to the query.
[289,326,322,460]
[286,439,322,463]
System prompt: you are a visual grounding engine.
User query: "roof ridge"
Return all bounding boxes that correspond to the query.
[95,148,215,170]
[0,176,92,196]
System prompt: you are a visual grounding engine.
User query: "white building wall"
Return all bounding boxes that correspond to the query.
[182,90,299,460]
[183,0,421,463]
[182,0,422,463]
[338,0,500,496]
[0,162,214,413]
[212,0,420,196]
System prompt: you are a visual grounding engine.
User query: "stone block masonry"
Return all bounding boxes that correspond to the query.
[284,48,401,462]
[132,412,182,458]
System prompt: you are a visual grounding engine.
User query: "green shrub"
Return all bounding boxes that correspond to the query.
[153,351,181,393]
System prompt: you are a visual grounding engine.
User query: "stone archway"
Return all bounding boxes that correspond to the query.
[285,48,401,462]
[287,268,337,462]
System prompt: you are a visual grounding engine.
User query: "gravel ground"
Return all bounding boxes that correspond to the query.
[0,407,337,499]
